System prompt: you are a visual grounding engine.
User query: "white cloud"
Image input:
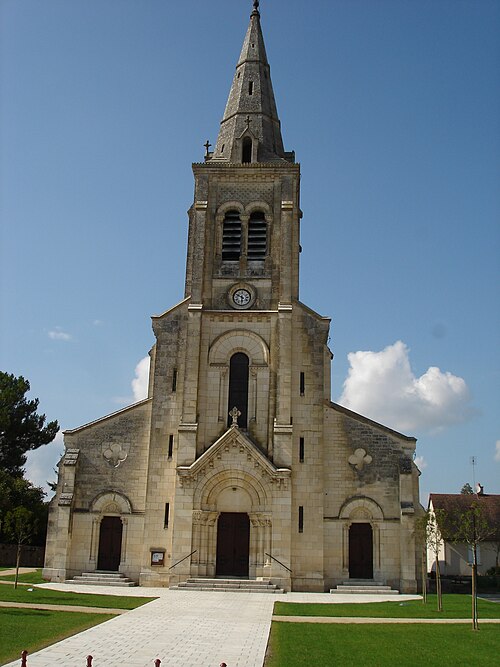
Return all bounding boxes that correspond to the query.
[414,456,428,470]
[25,431,64,498]
[132,356,150,401]
[48,327,72,341]
[495,440,500,463]
[338,340,473,433]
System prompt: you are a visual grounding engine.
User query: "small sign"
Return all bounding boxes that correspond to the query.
[150,550,165,566]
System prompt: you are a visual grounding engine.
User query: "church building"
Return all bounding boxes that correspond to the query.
[44,2,421,593]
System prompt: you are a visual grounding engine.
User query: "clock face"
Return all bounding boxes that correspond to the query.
[233,288,251,306]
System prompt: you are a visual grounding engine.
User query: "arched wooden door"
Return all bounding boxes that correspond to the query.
[97,516,123,571]
[349,523,373,579]
[216,512,250,577]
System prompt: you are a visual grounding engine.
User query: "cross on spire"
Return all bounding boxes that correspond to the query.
[204,140,211,157]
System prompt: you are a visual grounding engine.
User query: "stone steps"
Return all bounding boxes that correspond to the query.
[331,580,399,595]
[65,571,137,587]
[171,578,284,594]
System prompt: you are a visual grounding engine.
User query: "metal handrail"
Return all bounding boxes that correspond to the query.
[265,552,292,573]
[168,550,197,570]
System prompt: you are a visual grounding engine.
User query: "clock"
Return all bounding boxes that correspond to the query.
[228,284,255,309]
[233,288,251,306]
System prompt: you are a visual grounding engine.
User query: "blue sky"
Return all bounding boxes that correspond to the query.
[1,0,499,502]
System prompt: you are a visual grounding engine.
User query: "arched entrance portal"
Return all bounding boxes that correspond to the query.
[216,512,250,577]
[97,516,123,571]
[349,523,373,579]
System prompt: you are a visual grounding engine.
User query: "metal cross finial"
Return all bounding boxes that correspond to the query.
[229,406,241,426]
[204,140,211,157]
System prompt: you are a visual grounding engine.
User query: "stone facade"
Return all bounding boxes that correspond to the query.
[44,4,421,593]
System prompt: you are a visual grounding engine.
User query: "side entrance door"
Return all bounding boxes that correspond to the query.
[216,512,250,577]
[349,523,373,579]
[97,516,123,571]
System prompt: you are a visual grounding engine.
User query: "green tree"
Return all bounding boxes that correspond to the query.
[417,509,449,611]
[450,501,494,630]
[3,506,38,588]
[461,483,474,495]
[0,372,58,477]
[0,470,48,545]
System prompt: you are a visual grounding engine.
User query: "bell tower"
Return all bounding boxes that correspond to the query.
[184,0,300,315]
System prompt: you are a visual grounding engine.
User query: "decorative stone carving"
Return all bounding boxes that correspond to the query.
[102,502,121,514]
[102,443,128,468]
[229,406,241,426]
[348,448,372,471]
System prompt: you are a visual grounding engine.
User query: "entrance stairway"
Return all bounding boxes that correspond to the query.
[65,571,137,587]
[171,578,285,593]
[331,580,399,595]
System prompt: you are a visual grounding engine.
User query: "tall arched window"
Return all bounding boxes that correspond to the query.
[248,211,267,260]
[227,352,249,428]
[242,137,252,163]
[222,211,241,261]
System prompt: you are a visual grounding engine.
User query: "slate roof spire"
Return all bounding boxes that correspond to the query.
[210,1,292,163]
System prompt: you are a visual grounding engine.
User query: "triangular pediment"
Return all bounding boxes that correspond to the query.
[177,426,290,488]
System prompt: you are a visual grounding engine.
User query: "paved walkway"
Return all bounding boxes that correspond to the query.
[3,583,420,667]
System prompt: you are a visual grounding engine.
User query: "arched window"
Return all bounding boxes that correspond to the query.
[227,352,249,428]
[242,137,252,164]
[248,211,267,260]
[222,210,241,261]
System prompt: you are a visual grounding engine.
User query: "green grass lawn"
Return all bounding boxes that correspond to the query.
[274,594,500,619]
[0,585,156,610]
[0,569,45,584]
[265,622,500,667]
[0,607,115,666]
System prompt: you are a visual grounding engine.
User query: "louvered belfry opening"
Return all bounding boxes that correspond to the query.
[222,210,242,260]
[248,211,267,260]
[227,352,249,428]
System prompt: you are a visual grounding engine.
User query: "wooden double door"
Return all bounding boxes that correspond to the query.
[215,512,250,577]
[97,516,123,571]
[349,523,373,579]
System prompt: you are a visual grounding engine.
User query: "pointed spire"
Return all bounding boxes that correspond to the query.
[211,2,291,163]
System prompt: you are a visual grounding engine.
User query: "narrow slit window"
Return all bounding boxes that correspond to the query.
[248,81,254,95]
[299,437,304,463]
[168,435,174,458]
[242,137,252,164]
[248,211,267,260]
[300,372,305,396]
[222,210,242,260]
[164,503,170,528]
[172,369,177,392]
[298,506,304,533]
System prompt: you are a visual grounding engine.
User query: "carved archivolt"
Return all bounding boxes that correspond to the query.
[178,429,290,509]
[339,496,384,521]
[209,330,269,365]
[90,491,132,515]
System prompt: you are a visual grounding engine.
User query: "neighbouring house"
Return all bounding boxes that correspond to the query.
[428,491,500,576]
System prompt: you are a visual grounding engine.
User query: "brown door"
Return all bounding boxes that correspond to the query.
[349,523,373,579]
[216,512,250,577]
[97,516,123,571]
